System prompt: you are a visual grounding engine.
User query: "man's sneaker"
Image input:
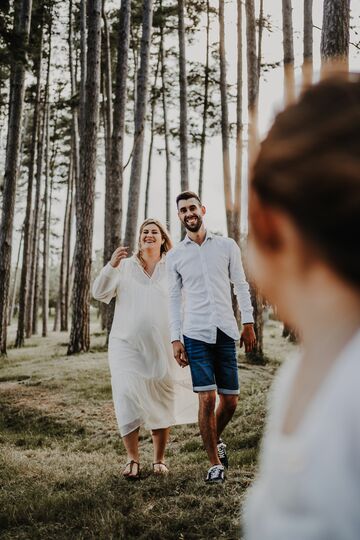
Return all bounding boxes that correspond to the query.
[217,440,229,469]
[205,464,225,484]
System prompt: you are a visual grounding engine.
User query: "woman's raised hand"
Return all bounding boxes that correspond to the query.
[110,246,129,268]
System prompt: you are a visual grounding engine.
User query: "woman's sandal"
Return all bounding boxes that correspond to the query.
[123,460,140,481]
[153,461,169,475]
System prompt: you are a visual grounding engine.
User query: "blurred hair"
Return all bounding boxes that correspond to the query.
[251,74,360,289]
[136,219,172,267]
[176,191,202,207]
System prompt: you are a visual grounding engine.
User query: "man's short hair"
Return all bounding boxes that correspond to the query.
[176,191,202,208]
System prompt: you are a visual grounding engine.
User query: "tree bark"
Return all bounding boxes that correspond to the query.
[198,0,210,201]
[9,227,24,324]
[26,100,46,337]
[144,43,161,219]
[282,0,295,104]
[0,0,32,355]
[68,0,102,354]
[159,0,171,229]
[233,0,243,246]
[42,23,52,338]
[257,0,264,81]
[177,0,189,191]
[15,17,43,347]
[304,0,313,60]
[302,0,313,87]
[109,0,131,255]
[321,0,350,68]
[101,0,113,271]
[245,0,258,111]
[124,0,153,251]
[219,0,233,237]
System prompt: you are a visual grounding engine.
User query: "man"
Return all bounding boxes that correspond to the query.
[166,191,256,484]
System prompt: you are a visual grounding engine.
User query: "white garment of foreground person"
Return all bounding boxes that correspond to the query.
[92,256,197,436]
[244,330,360,540]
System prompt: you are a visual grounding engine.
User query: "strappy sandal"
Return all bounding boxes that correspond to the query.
[153,461,169,475]
[123,460,140,481]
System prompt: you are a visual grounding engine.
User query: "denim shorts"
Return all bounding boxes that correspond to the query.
[183,328,239,395]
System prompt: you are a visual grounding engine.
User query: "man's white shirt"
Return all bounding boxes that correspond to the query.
[166,231,254,344]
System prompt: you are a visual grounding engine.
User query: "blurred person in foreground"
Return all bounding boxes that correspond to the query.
[244,76,360,539]
[93,219,197,480]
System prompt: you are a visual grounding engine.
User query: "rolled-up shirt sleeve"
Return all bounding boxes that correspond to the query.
[229,239,254,324]
[166,253,183,342]
[92,262,120,304]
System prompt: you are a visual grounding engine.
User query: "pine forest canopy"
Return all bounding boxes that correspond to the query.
[0,0,358,355]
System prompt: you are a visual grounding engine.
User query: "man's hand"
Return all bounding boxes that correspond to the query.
[110,246,128,268]
[172,340,189,368]
[240,324,257,353]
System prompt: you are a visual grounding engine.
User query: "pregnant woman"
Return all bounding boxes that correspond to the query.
[93,219,197,480]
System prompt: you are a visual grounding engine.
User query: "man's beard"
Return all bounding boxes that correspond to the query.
[184,215,203,232]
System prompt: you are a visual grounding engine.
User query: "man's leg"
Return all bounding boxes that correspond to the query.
[216,394,239,441]
[198,390,221,466]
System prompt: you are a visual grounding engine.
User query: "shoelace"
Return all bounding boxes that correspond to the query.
[217,444,226,459]
[209,466,223,479]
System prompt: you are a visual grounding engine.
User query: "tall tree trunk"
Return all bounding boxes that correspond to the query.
[321,0,350,69]
[60,158,72,332]
[79,0,87,137]
[9,226,24,324]
[102,0,113,272]
[42,23,52,338]
[233,0,243,246]
[124,0,154,251]
[257,0,264,80]
[15,18,43,347]
[69,0,80,205]
[32,226,41,335]
[177,0,189,191]
[68,0,102,354]
[282,0,295,104]
[144,43,161,219]
[198,0,210,201]
[105,0,131,336]
[0,0,32,355]
[219,0,233,237]
[109,0,131,255]
[246,0,263,359]
[27,101,46,337]
[159,0,171,229]
[245,0,258,111]
[302,0,313,87]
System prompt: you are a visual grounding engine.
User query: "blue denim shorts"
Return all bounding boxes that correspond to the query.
[183,328,239,395]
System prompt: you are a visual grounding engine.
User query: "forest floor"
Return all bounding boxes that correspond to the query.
[0,317,298,540]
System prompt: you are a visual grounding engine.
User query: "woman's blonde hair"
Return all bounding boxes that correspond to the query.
[135,219,172,267]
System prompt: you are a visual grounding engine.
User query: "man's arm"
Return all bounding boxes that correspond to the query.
[229,239,256,352]
[166,253,189,367]
[166,253,183,342]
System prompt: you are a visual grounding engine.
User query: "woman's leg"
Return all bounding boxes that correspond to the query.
[122,427,140,476]
[151,427,170,469]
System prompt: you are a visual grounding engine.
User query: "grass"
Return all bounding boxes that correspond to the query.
[0,319,297,539]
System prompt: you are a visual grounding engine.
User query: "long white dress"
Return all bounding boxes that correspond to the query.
[92,255,198,436]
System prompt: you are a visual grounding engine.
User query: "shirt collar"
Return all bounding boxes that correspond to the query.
[183,230,213,245]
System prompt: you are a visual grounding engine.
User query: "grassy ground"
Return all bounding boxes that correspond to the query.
[0,319,297,540]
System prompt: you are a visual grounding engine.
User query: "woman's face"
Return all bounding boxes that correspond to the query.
[140,223,163,253]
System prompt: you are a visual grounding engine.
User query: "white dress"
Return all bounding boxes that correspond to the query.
[92,256,198,436]
[244,329,360,540]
